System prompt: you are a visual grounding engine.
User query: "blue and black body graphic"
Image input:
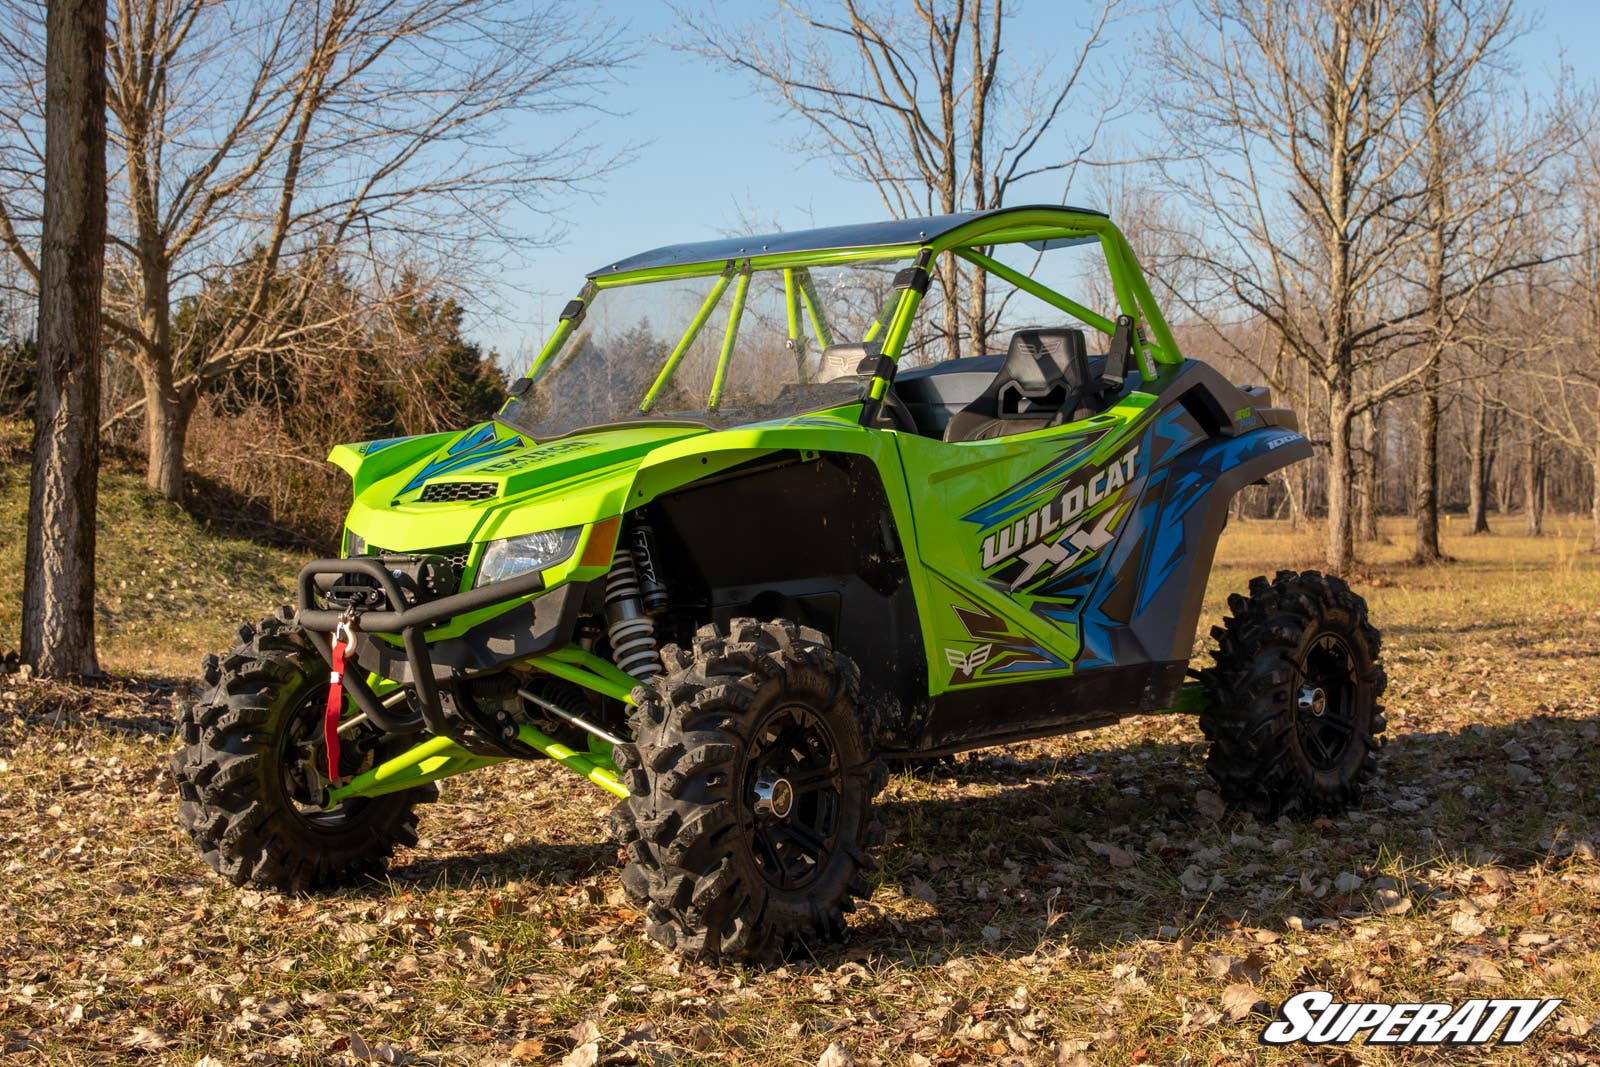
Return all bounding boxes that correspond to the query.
[922,361,1310,750]
[397,423,524,495]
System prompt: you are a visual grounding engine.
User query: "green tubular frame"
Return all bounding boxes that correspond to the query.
[956,248,1115,338]
[325,722,628,806]
[708,268,751,409]
[323,643,636,799]
[572,215,1180,368]
[640,270,733,411]
[324,643,639,807]
[525,645,640,704]
[782,268,808,381]
[795,267,835,349]
[525,280,596,379]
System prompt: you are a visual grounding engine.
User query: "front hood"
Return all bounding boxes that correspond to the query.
[337,421,707,552]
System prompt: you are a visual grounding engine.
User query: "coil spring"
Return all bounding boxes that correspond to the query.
[604,545,660,681]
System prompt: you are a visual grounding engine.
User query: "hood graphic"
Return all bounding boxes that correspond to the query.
[394,424,704,500]
[337,421,712,554]
[398,423,525,494]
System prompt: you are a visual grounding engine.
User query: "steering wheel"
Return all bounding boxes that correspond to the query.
[871,388,918,434]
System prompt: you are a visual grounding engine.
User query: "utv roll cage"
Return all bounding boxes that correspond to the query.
[504,205,1183,435]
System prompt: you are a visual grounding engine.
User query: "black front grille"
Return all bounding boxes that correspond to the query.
[368,543,472,590]
[419,481,497,503]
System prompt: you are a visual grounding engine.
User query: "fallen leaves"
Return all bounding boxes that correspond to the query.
[508,1038,546,1061]
[1220,983,1264,1021]
[816,1041,855,1067]
[2,523,1600,1065]
[1371,888,1413,916]
[1449,909,1488,938]
[1194,789,1228,821]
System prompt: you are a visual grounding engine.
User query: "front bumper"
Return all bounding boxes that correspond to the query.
[295,556,583,748]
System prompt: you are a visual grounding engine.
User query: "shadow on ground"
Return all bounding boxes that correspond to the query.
[342,707,1600,969]
[0,674,189,740]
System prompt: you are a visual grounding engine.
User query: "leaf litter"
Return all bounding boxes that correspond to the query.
[1,522,1598,1064]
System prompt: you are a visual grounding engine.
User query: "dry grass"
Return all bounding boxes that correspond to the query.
[2,505,1599,1066]
[0,422,304,677]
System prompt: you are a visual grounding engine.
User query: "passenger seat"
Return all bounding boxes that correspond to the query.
[943,328,1105,442]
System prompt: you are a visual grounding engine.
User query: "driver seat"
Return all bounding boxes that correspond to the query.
[943,328,1101,442]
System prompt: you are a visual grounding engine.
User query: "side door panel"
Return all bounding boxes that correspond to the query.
[891,390,1312,748]
[892,405,1156,700]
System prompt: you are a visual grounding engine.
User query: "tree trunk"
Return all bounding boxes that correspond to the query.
[1523,434,1544,536]
[1411,368,1444,562]
[141,363,192,500]
[939,253,962,361]
[1358,408,1381,542]
[1326,403,1356,575]
[1467,390,1490,534]
[22,0,107,679]
[1282,468,1305,530]
[968,258,989,356]
[1412,4,1447,567]
[1592,442,1600,551]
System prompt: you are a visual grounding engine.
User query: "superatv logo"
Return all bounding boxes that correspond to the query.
[980,445,1140,590]
[1262,992,1562,1046]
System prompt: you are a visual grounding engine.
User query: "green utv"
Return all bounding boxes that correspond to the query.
[171,205,1386,960]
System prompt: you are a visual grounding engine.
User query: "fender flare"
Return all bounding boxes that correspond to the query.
[1127,425,1312,665]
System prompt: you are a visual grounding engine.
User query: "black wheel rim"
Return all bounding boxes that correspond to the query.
[1294,633,1361,771]
[275,683,370,832]
[740,703,842,891]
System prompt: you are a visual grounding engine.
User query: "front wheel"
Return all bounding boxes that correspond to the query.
[609,618,886,961]
[170,608,434,891]
[1198,570,1387,818]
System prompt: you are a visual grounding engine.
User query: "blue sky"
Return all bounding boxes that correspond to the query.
[476,0,1595,366]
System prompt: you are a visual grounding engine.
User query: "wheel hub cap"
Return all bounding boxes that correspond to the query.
[753,775,795,820]
[1298,685,1327,717]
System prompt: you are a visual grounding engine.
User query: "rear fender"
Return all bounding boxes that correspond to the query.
[1125,425,1312,666]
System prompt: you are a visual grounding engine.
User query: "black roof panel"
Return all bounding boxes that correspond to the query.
[587,204,1105,277]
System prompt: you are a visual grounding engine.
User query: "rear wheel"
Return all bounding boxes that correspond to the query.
[609,618,886,961]
[1198,571,1387,818]
[170,608,434,891]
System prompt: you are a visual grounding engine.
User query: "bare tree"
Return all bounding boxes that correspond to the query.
[1461,343,1511,534]
[1515,137,1600,548]
[1521,428,1547,535]
[1357,406,1383,542]
[0,0,624,499]
[673,0,1124,361]
[1395,0,1568,564]
[22,0,106,678]
[1155,0,1424,573]
[1154,0,1555,574]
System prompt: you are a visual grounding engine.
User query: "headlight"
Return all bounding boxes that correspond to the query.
[475,527,580,587]
[344,530,366,558]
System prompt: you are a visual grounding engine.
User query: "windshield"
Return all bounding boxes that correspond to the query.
[498,257,909,440]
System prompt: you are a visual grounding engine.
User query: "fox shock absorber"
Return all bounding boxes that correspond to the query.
[630,525,669,615]
[604,530,663,681]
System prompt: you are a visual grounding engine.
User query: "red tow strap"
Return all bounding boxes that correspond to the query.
[325,623,352,784]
